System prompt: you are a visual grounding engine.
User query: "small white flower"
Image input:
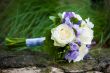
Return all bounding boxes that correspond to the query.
[85,18,94,28]
[74,44,89,62]
[81,18,94,29]
[51,24,75,47]
[74,14,82,20]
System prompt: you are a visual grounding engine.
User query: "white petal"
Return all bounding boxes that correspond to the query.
[75,14,82,20]
[62,12,66,19]
[74,44,89,62]
[85,18,94,28]
[78,27,93,44]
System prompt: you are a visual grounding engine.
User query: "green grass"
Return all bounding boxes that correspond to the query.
[0,0,109,51]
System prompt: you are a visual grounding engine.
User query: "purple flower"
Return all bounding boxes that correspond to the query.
[62,12,82,26]
[65,50,79,62]
[63,17,73,28]
[77,20,82,25]
[83,54,91,60]
[73,24,84,37]
[63,12,75,19]
[62,12,75,28]
[86,44,91,49]
[69,42,79,51]
[65,42,79,62]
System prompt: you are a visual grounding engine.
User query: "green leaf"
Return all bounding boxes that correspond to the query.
[49,16,56,22]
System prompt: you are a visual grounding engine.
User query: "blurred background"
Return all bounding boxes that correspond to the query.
[0,0,110,50]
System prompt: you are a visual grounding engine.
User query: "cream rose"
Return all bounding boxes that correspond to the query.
[78,20,94,44]
[51,24,75,47]
[78,26,93,44]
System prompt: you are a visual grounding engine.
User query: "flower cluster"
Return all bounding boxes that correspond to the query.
[50,12,94,62]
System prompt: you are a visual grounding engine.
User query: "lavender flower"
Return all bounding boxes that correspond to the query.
[64,17,73,28]
[65,42,79,62]
[86,44,91,49]
[83,54,91,60]
[62,12,75,28]
[69,42,79,51]
[65,50,79,63]
[62,12,75,19]
[62,12,82,26]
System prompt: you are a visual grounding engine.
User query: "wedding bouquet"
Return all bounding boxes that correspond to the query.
[4,11,94,63]
[49,12,94,62]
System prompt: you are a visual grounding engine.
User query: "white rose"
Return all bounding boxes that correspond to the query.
[78,26,93,44]
[74,44,89,62]
[51,24,75,47]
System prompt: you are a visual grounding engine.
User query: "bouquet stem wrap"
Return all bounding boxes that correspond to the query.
[26,37,46,47]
